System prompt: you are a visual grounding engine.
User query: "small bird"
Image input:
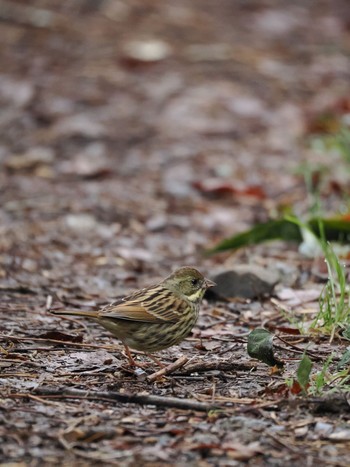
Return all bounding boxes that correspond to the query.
[50,267,215,366]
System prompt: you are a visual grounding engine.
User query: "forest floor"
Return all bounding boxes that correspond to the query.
[1,1,350,465]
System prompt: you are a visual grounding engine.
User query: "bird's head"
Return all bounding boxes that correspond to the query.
[164,267,215,303]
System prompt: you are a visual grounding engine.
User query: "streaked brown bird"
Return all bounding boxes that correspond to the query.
[50,267,215,366]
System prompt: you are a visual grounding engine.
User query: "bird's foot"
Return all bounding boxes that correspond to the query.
[123,345,165,368]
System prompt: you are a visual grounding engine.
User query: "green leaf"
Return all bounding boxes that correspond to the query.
[308,218,350,243]
[337,347,350,370]
[297,354,313,391]
[247,328,284,368]
[207,216,350,255]
[207,219,302,254]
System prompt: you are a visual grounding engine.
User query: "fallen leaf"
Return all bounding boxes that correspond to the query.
[193,179,266,199]
[37,331,83,343]
[277,287,321,307]
[297,354,313,392]
[247,328,284,368]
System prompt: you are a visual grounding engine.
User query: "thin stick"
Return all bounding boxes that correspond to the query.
[147,355,188,382]
[178,360,256,375]
[0,334,117,350]
[25,393,64,407]
[275,335,323,361]
[29,386,220,412]
[0,373,37,378]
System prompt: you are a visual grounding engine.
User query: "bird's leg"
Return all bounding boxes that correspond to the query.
[123,345,165,368]
[123,345,148,368]
[123,344,138,366]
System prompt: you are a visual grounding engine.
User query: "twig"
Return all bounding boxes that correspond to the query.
[147,355,188,382]
[0,373,37,378]
[50,312,92,334]
[178,359,256,375]
[5,347,70,353]
[266,432,299,453]
[0,334,117,351]
[0,358,42,367]
[24,393,64,407]
[275,335,323,361]
[217,343,239,356]
[30,386,220,412]
[0,284,38,294]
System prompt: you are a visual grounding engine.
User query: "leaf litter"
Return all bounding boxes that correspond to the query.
[1,0,350,465]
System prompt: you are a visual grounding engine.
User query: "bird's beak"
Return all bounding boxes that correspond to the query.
[204,278,216,288]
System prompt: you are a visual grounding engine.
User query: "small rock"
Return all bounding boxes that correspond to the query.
[122,39,172,63]
[53,114,106,138]
[65,213,97,231]
[209,265,279,300]
[22,258,38,272]
[294,426,309,438]
[328,429,350,441]
[0,76,34,107]
[134,367,147,379]
[314,421,333,435]
[274,260,299,287]
[59,142,109,177]
[146,214,167,231]
[5,147,55,171]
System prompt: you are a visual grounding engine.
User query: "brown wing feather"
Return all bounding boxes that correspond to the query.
[97,285,185,323]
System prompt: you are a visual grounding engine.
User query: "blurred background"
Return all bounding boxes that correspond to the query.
[1,0,349,295]
[1,2,350,464]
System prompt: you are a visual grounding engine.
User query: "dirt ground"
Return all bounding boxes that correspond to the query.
[1,1,350,465]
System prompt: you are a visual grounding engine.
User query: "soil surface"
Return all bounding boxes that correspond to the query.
[1,1,350,465]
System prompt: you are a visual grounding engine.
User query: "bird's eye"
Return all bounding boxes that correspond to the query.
[191,278,199,287]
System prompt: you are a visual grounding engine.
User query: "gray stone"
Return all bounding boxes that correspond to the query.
[210,265,279,300]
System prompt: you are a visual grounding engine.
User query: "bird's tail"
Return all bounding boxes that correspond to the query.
[50,309,99,318]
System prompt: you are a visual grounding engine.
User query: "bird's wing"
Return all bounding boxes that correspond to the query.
[98,286,186,323]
